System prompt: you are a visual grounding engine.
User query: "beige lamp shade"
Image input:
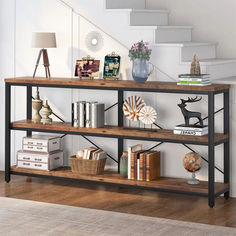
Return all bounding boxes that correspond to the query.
[31,32,57,48]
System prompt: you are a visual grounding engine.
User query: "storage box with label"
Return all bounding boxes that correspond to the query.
[17,150,63,171]
[23,135,61,153]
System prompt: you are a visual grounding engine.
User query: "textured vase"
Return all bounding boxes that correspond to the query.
[119,152,128,178]
[132,59,153,83]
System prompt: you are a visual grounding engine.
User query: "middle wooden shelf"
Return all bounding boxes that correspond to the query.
[11,120,228,145]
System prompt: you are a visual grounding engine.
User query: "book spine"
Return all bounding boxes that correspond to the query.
[143,154,146,181]
[128,147,131,179]
[71,103,74,126]
[97,104,104,128]
[91,103,97,128]
[146,155,150,182]
[86,102,91,128]
[134,154,137,180]
[74,102,79,127]
[137,159,140,181]
[139,154,143,181]
[175,126,208,132]
[79,102,85,127]
[131,153,135,180]
[174,130,208,136]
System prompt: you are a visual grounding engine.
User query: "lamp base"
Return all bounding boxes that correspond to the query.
[33,49,51,78]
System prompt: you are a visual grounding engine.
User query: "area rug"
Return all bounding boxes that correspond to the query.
[0,197,235,236]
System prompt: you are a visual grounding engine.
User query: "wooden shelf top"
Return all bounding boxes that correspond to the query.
[5,77,230,93]
[11,120,228,145]
[10,166,228,196]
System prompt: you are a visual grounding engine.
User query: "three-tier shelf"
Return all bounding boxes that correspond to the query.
[5,77,230,207]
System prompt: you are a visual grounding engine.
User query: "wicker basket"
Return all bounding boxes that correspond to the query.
[69,156,106,175]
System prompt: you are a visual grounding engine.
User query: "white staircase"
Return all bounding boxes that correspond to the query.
[62,0,236,80]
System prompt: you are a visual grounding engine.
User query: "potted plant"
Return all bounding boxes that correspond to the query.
[128,40,153,83]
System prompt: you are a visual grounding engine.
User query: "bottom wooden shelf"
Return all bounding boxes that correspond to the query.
[10,166,228,196]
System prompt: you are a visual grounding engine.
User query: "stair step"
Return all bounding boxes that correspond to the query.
[130,26,192,43]
[130,9,169,26]
[182,58,236,66]
[106,0,146,9]
[152,42,217,60]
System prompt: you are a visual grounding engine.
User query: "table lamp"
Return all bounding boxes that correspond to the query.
[32,32,57,78]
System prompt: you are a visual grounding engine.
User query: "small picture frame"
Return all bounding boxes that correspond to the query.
[75,56,100,79]
[103,52,120,80]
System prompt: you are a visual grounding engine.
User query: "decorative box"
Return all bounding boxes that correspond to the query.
[23,135,61,153]
[17,150,63,171]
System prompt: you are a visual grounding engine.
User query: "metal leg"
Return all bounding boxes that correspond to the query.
[118,138,123,173]
[208,92,215,208]
[118,90,124,173]
[5,83,11,183]
[27,86,32,137]
[224,89,230,199]
[118,90,123,127]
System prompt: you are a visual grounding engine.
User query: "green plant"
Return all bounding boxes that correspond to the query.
[128,40,152,61]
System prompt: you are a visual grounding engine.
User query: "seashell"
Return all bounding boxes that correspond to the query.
[123,96,145,121]
[139,106,157,125]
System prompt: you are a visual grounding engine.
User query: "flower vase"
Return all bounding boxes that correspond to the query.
[132,59,154,83]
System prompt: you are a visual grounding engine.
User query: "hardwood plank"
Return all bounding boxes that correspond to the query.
[10,166,228,195]
[11,120,228,145]
[1,172,235,228]
[5,76,230,92]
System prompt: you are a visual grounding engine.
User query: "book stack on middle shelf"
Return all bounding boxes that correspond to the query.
[177,74,211,86]
[72,101,105,128]
[174,124,208,136]
[127,144,161,182]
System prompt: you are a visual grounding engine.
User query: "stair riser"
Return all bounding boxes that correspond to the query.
[130,12,169,26]
[155,28,192,43]
[106,0,146,9]
[181,44,216,61]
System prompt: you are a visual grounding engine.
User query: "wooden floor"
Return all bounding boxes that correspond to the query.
[1,172,236,228]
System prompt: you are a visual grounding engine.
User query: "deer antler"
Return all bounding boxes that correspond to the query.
[182,96,202,104]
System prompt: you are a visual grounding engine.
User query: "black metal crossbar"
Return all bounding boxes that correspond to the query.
[82,135,118,163]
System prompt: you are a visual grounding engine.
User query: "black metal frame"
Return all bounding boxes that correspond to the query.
[5,81,230,208]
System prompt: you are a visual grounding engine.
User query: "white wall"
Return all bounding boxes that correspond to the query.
[147,0,236,58]
[0,0,235,197]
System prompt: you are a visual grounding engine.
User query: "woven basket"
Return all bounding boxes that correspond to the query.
[69,156,106,175]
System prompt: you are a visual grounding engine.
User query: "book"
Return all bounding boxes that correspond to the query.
[91,103,105,128]
[175,124,208,132]
[73,102,79,127]
[79,101,86,127]
[71,103,74,126]
[86,102,91,128]
[139,151,150,181]
[177,80,211,84]
[131,150,143,180]
[128,144,142,179]
[146,151,161,181]
[179,74,210,78]
[178,78,210,82]
[137,159,140,181]
[177,82,211,86]
[174,129,208,136]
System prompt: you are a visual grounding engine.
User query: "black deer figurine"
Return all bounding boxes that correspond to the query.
[178,96,204,127]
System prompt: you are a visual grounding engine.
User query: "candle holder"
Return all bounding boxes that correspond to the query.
[32,87,43,123]
[41,100,52,124]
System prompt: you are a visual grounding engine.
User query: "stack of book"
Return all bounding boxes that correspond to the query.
[17,135,63,171]
[177,74,211,86]
[72,101,105,128]
[174,124,208,136]
[127,144,160,181]
[81,147,106,160]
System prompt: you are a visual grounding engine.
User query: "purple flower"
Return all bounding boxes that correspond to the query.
[132,43,138,51]
[142,46,146,52]
[144,42,150,46]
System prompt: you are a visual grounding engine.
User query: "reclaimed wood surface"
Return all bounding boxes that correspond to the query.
[1,172,235,227]
[11,120,228,144]
[5,76,230,92]
[10,166,228,195]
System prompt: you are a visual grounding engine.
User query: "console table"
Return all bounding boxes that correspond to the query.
[5,77,230,208]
